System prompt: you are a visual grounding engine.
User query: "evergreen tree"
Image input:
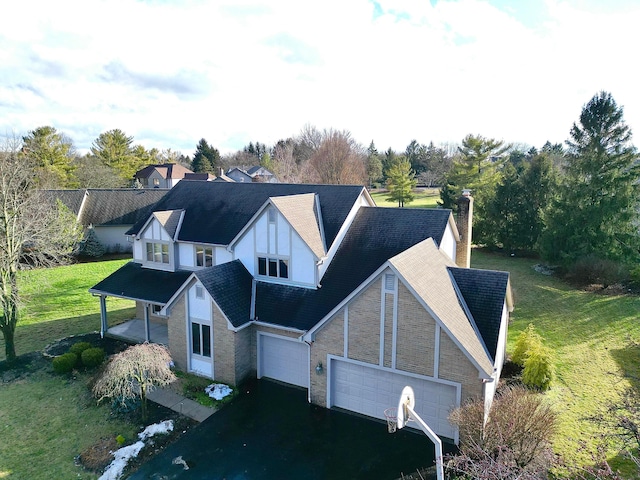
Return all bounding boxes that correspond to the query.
[440,134,510,243]
[386,157,416,207]
[366,141,382,188]
[90,129,137,181]
[79,226,106,257]
[192,138,220,173]
[541,91,640,265]
[22,126,77,188]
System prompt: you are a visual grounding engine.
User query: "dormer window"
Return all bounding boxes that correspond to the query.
[258,256,289,279]
[146,242,169,264]
[196,246,213,267]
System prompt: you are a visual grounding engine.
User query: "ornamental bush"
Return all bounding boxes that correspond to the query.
[52,352,78,374]
[523,343,555,391]
[81,347,105,369]
[511,324,541,366]
[69,341,92,357]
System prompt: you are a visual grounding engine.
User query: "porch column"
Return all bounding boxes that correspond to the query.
[100,295,108,338]
[144,303,150,342]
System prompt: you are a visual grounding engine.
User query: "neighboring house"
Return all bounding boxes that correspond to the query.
[183,173,216,181]
[135,163,194,189]
[226,166,278,183]
[90,182,512,442]
[46,189,169,252]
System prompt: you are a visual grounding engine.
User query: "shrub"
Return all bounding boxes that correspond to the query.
[81,347,105,369]
[69,341,92,357]
[78,227,106,257]
[448,385,557,478]
[522,343,555,391]
[567,255,628,287]
[52,352,78,374]
[512,324,541,366]
[116,435,126,446]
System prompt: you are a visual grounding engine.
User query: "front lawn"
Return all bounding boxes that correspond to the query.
[1,259,135,361]
[472,249,640,474]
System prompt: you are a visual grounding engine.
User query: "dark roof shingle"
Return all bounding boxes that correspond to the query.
[127,182,366,247]
[89,262,191,304]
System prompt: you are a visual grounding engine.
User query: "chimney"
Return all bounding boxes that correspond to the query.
[455,189,473,268]
[218,167,224,176]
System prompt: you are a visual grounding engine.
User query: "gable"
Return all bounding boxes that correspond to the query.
[269,194,326,259]
[140,210,184,241]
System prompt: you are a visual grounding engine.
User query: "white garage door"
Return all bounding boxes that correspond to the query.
[258,334,309,388]
[330,359,458,440]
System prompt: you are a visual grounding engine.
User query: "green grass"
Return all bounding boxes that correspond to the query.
[0,370,138,479]
[370,188,440,208]
[1,260,135,361]
[472,249,640,473]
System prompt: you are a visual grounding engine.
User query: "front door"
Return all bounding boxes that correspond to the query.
[190,319,213,377]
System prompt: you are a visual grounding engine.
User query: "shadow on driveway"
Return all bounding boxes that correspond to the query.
[130,379,456,480]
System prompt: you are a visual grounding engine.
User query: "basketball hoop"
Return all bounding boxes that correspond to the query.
[384,407,398,433]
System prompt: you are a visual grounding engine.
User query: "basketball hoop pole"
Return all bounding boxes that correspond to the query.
[396,386,444,480]
[404,404,444,480]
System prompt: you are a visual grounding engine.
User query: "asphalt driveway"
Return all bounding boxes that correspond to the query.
[129,379,455,480]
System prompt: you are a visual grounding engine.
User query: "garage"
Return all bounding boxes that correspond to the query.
[329,358,459,440]
[258,333,309,388]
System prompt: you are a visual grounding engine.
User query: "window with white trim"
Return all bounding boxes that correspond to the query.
[146,242,170,264]
[257,256,289,279]
[191,322,211,358]
[195,245,213,267]
[152,304,162,314]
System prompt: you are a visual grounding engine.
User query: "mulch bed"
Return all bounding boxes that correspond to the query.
[2,334,199,477]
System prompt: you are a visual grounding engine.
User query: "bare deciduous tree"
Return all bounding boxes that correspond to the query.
[92,343,177,421]
[307,129,367,185]
[271,141,300,183]
[0,135,82,362]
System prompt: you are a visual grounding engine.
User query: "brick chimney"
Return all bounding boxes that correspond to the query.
[455,189,473,268]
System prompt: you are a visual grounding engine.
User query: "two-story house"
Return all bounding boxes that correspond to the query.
[90,181,512,443]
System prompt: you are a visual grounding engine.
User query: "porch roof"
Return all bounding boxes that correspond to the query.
[89,262,191,304]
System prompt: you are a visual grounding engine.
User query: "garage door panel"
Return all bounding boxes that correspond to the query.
[331,359,457,439]
[259,335,308,388]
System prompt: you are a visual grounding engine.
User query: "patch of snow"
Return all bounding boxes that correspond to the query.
[205,383,233,400]
[99,420,175,480]
[98,441,144,480]
[138,419,174,441]
[172,455,190,470]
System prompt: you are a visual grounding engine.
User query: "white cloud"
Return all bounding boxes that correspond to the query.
[1,0,638,156]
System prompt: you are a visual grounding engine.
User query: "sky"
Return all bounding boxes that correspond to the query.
[1,0,639,156]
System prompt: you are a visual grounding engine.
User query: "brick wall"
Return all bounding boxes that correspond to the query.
[167,296,187,371]
[213,302,237,385]
[347,277,381,364]
[234,325,254,384]
[396,283,435,377]
[438,330,483,402]
[310,310,344,406]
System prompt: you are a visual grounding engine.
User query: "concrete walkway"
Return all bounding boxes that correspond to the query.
[147,387,215,422]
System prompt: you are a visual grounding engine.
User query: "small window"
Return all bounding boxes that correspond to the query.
[279,259,289,279]
[268,258,278,277]
[146,242,153,262]
[195,285,204,299]
[202,325,211,357]
[196,246,213,267]
[258,257,267,276]
[152,304,162,314]
[153,178,160,186]
[385,273,395,291]
[146,242,170,264]
[268,207,276,223]
[191,323,201,355]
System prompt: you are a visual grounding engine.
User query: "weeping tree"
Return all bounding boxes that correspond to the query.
[0,137,82,362]
[92,343,177,421]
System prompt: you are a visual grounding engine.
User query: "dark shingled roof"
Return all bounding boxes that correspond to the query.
[448,267,510,361]
[44,189,169,226]
[126,182,366,247]
[89,262,191,304]
[42,189,87,217]
[255,206,453,331]
[81,189,169,226]
[196,261,253,328]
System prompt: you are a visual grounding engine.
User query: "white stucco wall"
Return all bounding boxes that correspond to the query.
[94,226,132,252]
[215,247,233,265]
[440,223,457,263]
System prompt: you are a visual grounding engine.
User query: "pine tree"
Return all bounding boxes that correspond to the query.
[192,138,220,173]
[541,91,640,265]
[385,158,416,207]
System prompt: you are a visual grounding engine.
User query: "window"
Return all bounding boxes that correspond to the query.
[152,304,162,314]
[146,242,170,264]
[257,256,289,279]
[153,178,160,186]
[196,246,213,267]
[191,322,211,358]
